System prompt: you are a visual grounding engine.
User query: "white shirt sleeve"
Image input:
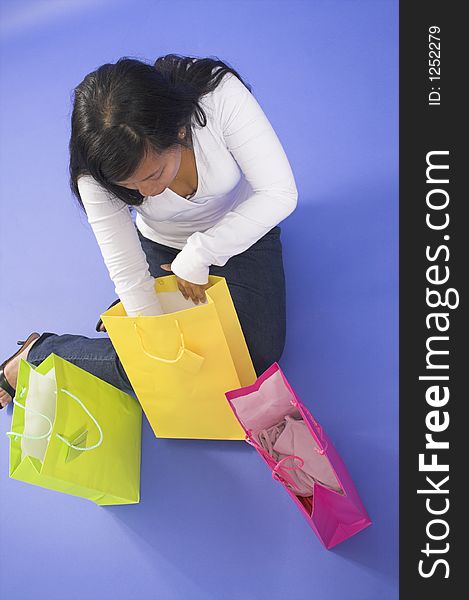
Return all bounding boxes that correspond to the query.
[77,175,163,317]
[170,73,298,284]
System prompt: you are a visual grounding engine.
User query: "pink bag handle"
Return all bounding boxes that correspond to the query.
[272,455,305,489]
[246,426,317,493]
[291,400,328,454]
[246,430,304,488]
[245,429,275,461]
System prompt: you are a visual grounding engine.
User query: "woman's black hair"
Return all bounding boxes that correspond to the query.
[69,54,251,209]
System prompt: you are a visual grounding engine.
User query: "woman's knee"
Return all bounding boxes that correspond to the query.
[248,329,286,376]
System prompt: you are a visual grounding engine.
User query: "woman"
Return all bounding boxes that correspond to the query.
[0,54,298,408]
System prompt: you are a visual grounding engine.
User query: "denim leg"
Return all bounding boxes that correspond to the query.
[210,226,286,376]
[27,333,136,398]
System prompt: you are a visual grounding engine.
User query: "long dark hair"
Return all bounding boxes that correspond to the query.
[69,54,251,209]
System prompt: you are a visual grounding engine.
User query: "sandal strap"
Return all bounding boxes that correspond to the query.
[0,367,15,399]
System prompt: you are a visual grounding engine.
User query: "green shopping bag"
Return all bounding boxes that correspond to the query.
[7,354,142,505]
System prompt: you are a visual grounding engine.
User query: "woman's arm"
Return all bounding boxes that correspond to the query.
[77,175,162,317]
[170,72,298,284]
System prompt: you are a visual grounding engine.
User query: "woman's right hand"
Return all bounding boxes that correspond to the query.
[160,263,209,304]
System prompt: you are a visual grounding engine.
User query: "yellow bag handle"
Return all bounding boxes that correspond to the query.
[132,319,205,374]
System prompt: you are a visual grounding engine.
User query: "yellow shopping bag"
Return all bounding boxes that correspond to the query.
[101,275,257,440]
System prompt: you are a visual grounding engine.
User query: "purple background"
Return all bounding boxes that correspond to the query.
[0,1,398,599]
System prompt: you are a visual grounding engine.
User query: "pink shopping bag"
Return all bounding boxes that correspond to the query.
[225,363,372,549]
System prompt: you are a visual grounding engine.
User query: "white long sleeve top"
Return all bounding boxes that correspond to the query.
[77,72,298,317]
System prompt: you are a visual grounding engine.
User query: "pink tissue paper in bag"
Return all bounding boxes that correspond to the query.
[225,363,372,549]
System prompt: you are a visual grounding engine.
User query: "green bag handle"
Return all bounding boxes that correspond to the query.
[133,319,204,370]
[6,387,104,451]
[6,387,53,440]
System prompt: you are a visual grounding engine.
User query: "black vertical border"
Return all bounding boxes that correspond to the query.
[400,2,464,598]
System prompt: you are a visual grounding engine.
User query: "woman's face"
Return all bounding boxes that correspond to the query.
[116,145,183,197]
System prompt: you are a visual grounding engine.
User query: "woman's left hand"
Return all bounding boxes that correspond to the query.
[160,264,210,304]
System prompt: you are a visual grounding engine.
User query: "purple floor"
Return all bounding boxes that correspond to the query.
[0,1,398,599]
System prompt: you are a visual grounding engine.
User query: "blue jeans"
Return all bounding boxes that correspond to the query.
[27,226,286,395]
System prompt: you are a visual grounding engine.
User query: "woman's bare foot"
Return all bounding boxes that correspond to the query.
[0,334,40,408]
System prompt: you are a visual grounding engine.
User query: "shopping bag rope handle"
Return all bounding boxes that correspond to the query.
[6,388,53,441]
[272,455,305,489]
[6,387,103,451]
[133,319,187,363]
[246,429,305,490]
[55,389,103,451]
[291,401,328,454]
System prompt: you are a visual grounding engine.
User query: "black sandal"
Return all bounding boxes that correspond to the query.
[95,299,121,332]
[0,332,40,408]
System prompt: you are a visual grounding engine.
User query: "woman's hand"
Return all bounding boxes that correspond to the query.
[160,264,210,304]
